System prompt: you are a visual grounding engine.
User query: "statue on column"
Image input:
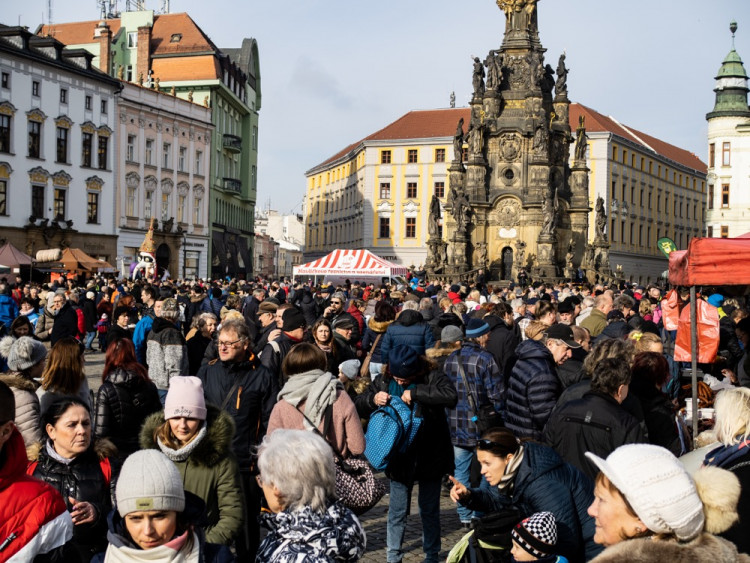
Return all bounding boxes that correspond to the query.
[540,186,558,237]
[428,195,442,237]
[574,115,588,162]
[467,123,484,158]
[453,118,465,162]
[555,53,568,97]
[476,242,488,268]
[449,188,472,234]
[484,50,503,91]
[583,243,595,269]
[472,56,485,97]
[594,196,607,241]
[565,238,576,271]
[515,239,526,270]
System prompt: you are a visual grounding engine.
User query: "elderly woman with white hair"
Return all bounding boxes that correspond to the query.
[702,387,750,554]
[255,429,366,562]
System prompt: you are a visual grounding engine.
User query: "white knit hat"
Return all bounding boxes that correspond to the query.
[585,444,705,541]
[116,450,185,516]
[0,336,47,372]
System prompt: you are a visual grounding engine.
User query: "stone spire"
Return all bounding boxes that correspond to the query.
[707,21,750,119]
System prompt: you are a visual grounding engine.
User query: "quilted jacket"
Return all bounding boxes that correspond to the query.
[380,310,435,366]
[146,317,188,391]
[0,372,42,451]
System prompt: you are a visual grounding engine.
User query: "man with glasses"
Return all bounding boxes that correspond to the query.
[197,318,277,559]
[505,323,580,441]
[50,290,79,346]
[322,291,360,347]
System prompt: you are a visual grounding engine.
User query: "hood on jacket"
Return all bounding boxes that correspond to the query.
[28,436,118,462]
[394,309,423,327]
[105,366,149,389]
[0,429,27,484]
[426,343,461,359]
[0,372,38,392]
[367,317,393,333]
[190,293,207,304]
[151,316,178,334]
[259,501,365,562]
[140,404,235,466]
[514,338,554,362]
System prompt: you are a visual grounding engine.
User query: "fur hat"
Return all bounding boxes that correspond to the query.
[0,336,47,372]
[116,450,185,516]
[512,511,558,558]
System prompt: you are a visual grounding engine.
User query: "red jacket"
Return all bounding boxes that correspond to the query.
[0,429,72,562]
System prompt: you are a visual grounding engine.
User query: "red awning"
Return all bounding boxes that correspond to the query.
[294,249,408,278]
[668,237,750,286]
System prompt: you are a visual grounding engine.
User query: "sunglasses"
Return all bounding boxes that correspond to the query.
[330,300,342,305]
[477,437,520,450]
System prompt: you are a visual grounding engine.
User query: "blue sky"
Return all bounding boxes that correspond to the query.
[11,0,749,214]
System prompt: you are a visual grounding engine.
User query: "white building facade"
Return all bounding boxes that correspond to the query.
[0,26,120,263]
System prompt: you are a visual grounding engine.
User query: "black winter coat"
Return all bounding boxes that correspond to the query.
[252,321,276,356]
[94,367,162,456]
[355,368,457,484]
[543,391,647,480]
[197,357,278,470]
[629,381,681,456]
[556,346,588,389]
[259,333,298,387]
[82,298,97,332]
[187,332,213,376]
[299,290,319,328]
[50,302,79,345]
[31,440,117,561]
[484,315,521,377]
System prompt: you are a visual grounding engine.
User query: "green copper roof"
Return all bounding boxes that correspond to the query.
[717,49,749,79]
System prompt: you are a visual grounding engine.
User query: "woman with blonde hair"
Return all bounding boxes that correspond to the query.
[702,387,750,554]
[37,336,91,414]
[627,331,663,354]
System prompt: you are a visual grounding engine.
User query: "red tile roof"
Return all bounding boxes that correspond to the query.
[570,103,706,173]
[314,105,706,174]
[151,55,221,82]
[39,19,122,44]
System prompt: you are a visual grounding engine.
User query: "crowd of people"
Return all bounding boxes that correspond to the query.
[0,272,749,562]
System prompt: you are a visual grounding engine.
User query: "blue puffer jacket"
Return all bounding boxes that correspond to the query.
[463,442,600,563]
[0,293,18,330]
[380,310,435,365]
[505,339,561,440]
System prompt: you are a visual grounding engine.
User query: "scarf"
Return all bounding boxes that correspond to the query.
[46,440,74,465]
[498,444,525,495]
[157,424,208,462]
[104,530,200,562]
[277,369,342,429]
[317,343,332,353]
[704,437,750,469]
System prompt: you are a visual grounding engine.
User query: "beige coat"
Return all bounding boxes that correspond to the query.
[0,372,42,451]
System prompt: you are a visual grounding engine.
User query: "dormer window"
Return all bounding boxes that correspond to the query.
[170,34,182,43]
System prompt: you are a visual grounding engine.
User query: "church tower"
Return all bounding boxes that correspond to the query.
[705,21,750,239]
[440,0,591,282]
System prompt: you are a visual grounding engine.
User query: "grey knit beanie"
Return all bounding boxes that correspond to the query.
[0,336,47,372]
[116,450,185,516]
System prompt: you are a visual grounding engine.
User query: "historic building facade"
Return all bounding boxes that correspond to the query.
[0,25,120,263]
[38,10,261,279]
[706,22,750,239]
[116,82,213,279]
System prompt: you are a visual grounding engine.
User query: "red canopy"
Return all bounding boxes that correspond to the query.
[668,237,750,286]
[294,249,408,278]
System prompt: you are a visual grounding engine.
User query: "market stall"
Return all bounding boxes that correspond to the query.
[293,249,408,285]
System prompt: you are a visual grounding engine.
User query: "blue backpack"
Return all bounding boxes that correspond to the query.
[364,396,423,471]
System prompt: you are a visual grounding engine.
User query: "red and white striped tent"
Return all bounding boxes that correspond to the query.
[293,249,408,280]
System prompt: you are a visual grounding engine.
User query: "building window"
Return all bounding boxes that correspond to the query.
[405,217,416,238]
[379,217,390,238]
[379,182,390,199]
[195,150,203,175]
[252,126,258,150]
[163,143,171,168]
[630,223,634,244]
[0,115,10,153]
[87,192,99,223]
[82,132,92,167]
[31,185,44,217]
[407,149,418,163]
[28,121,41,158]
[126,66,133,82]
[722,184,729,207]
[127,32,137,48]
[435,181,445,198]
[721,226,729,238]
[707,226,713,238]
[709,143,715,167]
[0,179,6,215]
[85,95,92,110]
[54,188,66,219]
[144,191,153,219]
[100,100,107,114]
[194,196,202,224]
[161,193,170,220]
[32,81,40,97]
[145,139,153,165]
[722,142,731,166]
[380,150,391,164]
[60,88,67,104]
[435,148,445,162]
[178,146,186,172]
[612,146,617,160]
[1,72,8,89]
[126,187,136,216]
[56,127,68,163]
[178,195,186,223]
[407,182,417,199]
[611,181,616,199]
[127,135,136,162]
[97,136,108,169]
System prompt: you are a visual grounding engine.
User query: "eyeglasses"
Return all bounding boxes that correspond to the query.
[218,338,244,349]
[330,300,342,305]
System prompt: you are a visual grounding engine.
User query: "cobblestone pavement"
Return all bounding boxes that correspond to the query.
[84,349,467,561]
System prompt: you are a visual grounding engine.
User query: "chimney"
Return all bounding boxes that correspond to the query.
[96,22,112,74]
[136,24,152,79]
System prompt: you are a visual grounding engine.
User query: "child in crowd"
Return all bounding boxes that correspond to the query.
[96,313,109,351]
[511,512,569,563]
